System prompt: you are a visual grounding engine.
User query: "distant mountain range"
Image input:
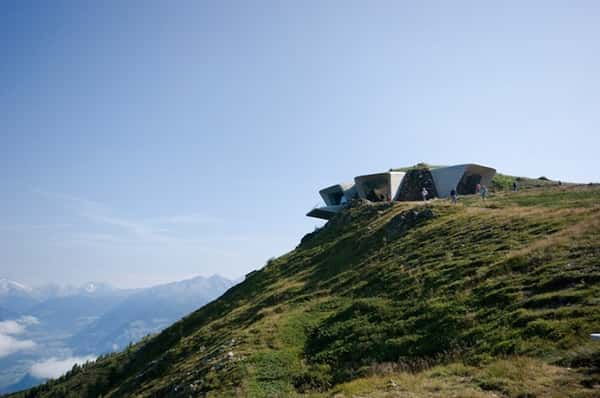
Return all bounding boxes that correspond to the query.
[0,275,236,394]
[69,275,235,354]
[0,278,125,316]
[0,279,32,295]
[0,279,37,315]
[0,374,43,396]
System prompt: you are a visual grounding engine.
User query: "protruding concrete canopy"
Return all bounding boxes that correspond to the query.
[306,205,344,220]
[354,171,405,202]
[431,164,496,197]
[319,182,357,206]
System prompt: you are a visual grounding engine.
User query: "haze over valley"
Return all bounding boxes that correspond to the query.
[0,276,235,394]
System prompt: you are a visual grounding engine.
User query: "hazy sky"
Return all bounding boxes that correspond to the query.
[1,1,599,287]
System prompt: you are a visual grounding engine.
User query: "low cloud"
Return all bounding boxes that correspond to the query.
[18,315,40,326]
[0,333,36,357]
[0,320,25,335]
[0,316,39,357]
[29,355,96,379]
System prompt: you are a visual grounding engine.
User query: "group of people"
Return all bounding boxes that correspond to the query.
[420,183,490,204]
[417,178,527,205]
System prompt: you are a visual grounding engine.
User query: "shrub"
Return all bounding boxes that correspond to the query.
[305,299,469,381]
[292,364,332,392]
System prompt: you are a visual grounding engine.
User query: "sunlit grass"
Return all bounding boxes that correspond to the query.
[10,184,600,398]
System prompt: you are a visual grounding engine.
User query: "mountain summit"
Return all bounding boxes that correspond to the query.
[0,279,32,296]
[7,181,600,397]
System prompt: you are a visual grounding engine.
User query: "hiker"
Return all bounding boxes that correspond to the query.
[480,185,488,201]
[421,187,428,202]
[475,183,481,194]
[512,181,518,192]
[450,188,458,204]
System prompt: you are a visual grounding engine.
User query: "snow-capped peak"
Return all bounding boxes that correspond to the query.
[83,282,97,293]
[77,281,115,295]
[0,278,33,295]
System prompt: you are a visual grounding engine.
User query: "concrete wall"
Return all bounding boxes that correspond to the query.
[431,165,469,198]
[389,172,406,200]
[469,165,495,188]
[343,185,358,202]
[431,164,496,197]
[354,172,406,202]
[319,182,355,206]
[306,205,345,220]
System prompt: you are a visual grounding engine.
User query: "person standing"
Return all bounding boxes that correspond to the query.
[480,185,488,201]
[476,183,481,194]
[421,187,429,202]
[512,181,518,192]
[450,188,458,204]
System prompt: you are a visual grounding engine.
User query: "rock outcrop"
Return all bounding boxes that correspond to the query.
[396,167,438,201]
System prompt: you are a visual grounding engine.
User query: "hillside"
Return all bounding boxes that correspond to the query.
[7,183,600,398]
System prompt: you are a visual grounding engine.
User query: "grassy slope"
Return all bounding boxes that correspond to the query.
[8,184,600,398]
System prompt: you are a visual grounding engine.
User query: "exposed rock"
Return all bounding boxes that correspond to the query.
[385,208,435,240]
[299,199,393,248]
[396,167,438,201]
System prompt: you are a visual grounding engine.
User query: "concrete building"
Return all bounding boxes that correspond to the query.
[354,171,406,202]
[307,163,496,220]
[431,164,496,198]
[306,182,358,219]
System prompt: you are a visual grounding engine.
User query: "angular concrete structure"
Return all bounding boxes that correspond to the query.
[354,171,405,202]
[306,204,346,220]
[307,163,496,220]
[307,182,358,220]
[319,182,358,206]
[431,164,496,198]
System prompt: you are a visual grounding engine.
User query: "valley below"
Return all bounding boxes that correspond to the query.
[0,276,234,394]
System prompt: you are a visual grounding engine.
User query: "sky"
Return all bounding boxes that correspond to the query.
[1,1,599,288]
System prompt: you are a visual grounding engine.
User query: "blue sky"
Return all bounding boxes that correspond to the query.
[1,1,599,287]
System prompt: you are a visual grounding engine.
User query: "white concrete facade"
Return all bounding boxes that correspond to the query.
[319,182,357,206]
[306,204,346,219]
[307,163,496,220]
[431,164,496,197]
[354,171,405,202]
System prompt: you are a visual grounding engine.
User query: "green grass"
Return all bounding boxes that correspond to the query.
[390,162,446,172]
[490,172,566,192]
[8,184,600,398]
[306,357,597,398]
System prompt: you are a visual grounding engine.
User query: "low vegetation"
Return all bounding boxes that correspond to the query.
[7,182,600,397]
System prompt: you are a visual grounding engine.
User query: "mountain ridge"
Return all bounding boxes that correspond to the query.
[0,275,236,395]
[68,275,236,355]
[6,182,600,397]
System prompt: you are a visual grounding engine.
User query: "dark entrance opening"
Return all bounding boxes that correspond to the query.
[328,191,344,205]
[457,173,482,195]
[361,176,389,202]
